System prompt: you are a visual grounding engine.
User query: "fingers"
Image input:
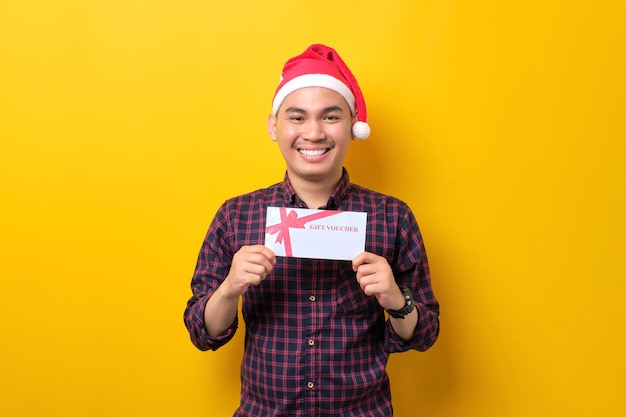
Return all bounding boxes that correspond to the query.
[352,251,377,271]
[254,245,277,266]
[352,251,386,280]
[356,272,382,296]
[352,251,395,298]
[243,246,276,276]
[227,245,277,293]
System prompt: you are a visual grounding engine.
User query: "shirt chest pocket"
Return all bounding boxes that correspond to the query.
[333,278,381,316]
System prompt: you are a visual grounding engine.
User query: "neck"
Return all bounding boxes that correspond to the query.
[288,170,342,209]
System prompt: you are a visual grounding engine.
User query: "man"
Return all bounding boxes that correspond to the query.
[184,44,439,416]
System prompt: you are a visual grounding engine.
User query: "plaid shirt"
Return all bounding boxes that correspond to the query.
[184,169,439,417]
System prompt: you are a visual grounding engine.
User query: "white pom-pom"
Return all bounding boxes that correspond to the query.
[352,121,370,140]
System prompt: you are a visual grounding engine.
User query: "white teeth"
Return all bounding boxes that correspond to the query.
[299,149,327,157]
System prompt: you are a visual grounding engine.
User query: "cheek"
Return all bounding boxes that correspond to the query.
[278,141,292,154]
[332,122,353,137]
[276,137,297,156]
[275,124,299,140]
[331,125,353,144]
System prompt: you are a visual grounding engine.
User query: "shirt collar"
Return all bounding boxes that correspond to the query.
[281,168,351,209]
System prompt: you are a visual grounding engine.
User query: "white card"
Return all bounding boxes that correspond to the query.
[264,207,367,260]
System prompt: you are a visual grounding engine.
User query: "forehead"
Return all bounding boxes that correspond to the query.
[280,87,351,113]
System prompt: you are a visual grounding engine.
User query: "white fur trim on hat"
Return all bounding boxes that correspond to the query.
[272,73,356,115]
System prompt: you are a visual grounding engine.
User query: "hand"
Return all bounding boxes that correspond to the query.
[352,251,405,311]
[223,245,276,298]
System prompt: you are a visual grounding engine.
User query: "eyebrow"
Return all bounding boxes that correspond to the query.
[283,105,345,114]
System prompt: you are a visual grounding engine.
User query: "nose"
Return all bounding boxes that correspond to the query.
[301,119,326,141]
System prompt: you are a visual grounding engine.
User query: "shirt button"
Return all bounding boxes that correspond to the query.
[307,381,315,389]
[308,339,315,346]
[309,295,316,302]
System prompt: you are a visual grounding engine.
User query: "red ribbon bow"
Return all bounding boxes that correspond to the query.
[266,207,339,256]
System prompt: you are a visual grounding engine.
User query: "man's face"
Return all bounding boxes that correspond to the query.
[267,87,355,187]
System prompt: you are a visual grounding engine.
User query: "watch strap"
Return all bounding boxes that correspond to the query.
[385,286,415,319]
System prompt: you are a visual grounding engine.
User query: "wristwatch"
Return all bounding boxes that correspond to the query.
[385,286,415,319]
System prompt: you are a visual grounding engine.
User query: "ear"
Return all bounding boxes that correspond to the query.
[351,112,358,140]
[267,114,277,141]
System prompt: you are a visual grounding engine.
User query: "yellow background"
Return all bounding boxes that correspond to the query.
[1,1,624,416]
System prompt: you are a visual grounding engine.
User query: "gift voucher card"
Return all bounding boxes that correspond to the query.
[264,207,367,260]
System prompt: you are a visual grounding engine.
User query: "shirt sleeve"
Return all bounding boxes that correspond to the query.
[384,203,440,353]
[183,202,239,351]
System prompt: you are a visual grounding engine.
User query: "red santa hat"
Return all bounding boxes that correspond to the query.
[271,44,370,140]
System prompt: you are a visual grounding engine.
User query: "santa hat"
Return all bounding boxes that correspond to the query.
[272,44,370,140]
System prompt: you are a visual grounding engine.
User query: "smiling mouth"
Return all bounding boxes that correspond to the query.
[298,148,330,157]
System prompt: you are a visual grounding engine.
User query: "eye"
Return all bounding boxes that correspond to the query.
[288,115,304,122]
[324,114,340,121]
